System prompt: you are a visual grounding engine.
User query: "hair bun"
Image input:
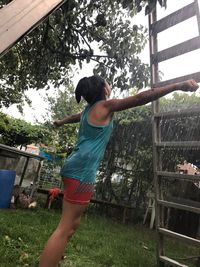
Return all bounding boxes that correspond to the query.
[75,77,89,103]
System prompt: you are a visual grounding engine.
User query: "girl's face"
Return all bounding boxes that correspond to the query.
[104,81,112,99]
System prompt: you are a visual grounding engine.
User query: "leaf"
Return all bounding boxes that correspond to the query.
[147,0,157,13]
[145,5,150,15]
[158,0,167,8]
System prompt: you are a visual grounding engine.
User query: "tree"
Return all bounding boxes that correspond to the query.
[0,0,167,108]
[160,91,200,112]
[0,112,51,147]
[43,82,84,152]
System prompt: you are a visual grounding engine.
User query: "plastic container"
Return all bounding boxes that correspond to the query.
[0,170,16,208]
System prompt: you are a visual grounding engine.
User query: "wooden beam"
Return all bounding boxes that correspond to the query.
[19,157,29,186]
[157,199,200,214]
[153,71,200,88]
[158,228,200,246]
[154,107,200,119]
[150,2,196,34]
[155,141,200,148]
[0,151,19,159]
[0,0,67,57]
[30,160,43,198]
[0,144,44,160]
[151,36,200,63]
[166,196,200,208]
[159,256,188,267]
[157,171,200,181]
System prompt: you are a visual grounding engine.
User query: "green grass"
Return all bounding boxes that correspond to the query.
[0,208,199,267]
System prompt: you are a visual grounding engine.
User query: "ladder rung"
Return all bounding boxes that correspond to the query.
[166,197,200,209]
[150,2,196,34]
[155,141,200,148]
[153,71,200,88]
[157,199,200,214]
[152,36,200,63]
[153,107,200,119]
[158,228,200,246]
[157,171,200,181]
[160,256,188,267]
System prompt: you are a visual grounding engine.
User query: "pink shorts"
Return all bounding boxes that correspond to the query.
[62,177,94,205]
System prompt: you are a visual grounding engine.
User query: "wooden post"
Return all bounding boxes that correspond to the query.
[30,160,42,198]
[149,7,165,267]
[122,207,127,224]
[19,157,29,186]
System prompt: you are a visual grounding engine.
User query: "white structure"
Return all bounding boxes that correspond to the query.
[0,0,67,57]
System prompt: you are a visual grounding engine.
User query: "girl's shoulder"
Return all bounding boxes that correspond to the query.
[88,100,113,126]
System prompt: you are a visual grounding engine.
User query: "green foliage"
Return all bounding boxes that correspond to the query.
[43,82,84,151]
[120,0,167,13]
[0,112,51,147]
[116,103,151,124]
[160,91,200,111]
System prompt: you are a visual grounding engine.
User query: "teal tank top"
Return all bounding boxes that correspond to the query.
[60,103,113,183]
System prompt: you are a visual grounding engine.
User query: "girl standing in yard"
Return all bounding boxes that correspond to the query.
[39,76,198,267]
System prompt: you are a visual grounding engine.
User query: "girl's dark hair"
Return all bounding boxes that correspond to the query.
[75,75,105,105]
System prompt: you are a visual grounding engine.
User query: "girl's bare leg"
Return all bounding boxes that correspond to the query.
[39,200,87,267]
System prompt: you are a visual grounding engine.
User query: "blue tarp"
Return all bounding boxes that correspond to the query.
[39,148,61,162]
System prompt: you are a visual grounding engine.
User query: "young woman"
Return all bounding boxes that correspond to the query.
[39,76,198,267]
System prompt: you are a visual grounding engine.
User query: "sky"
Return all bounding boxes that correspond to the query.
[2,0,200,123]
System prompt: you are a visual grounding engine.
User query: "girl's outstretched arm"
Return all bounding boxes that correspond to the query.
[54,113,82,127]
[104,79,199,112]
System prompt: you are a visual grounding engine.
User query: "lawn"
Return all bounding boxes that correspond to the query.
[0,207,199,267]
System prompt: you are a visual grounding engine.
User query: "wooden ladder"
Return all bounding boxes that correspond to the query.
[149,1,200,266]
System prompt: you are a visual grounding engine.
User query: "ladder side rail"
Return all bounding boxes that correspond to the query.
[149,8,165,267]
[194,0,200,34]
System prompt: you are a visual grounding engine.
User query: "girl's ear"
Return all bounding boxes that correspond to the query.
[104,86,109,97]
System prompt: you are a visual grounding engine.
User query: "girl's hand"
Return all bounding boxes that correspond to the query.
[53,120,62,127]
[178,79,199,92]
